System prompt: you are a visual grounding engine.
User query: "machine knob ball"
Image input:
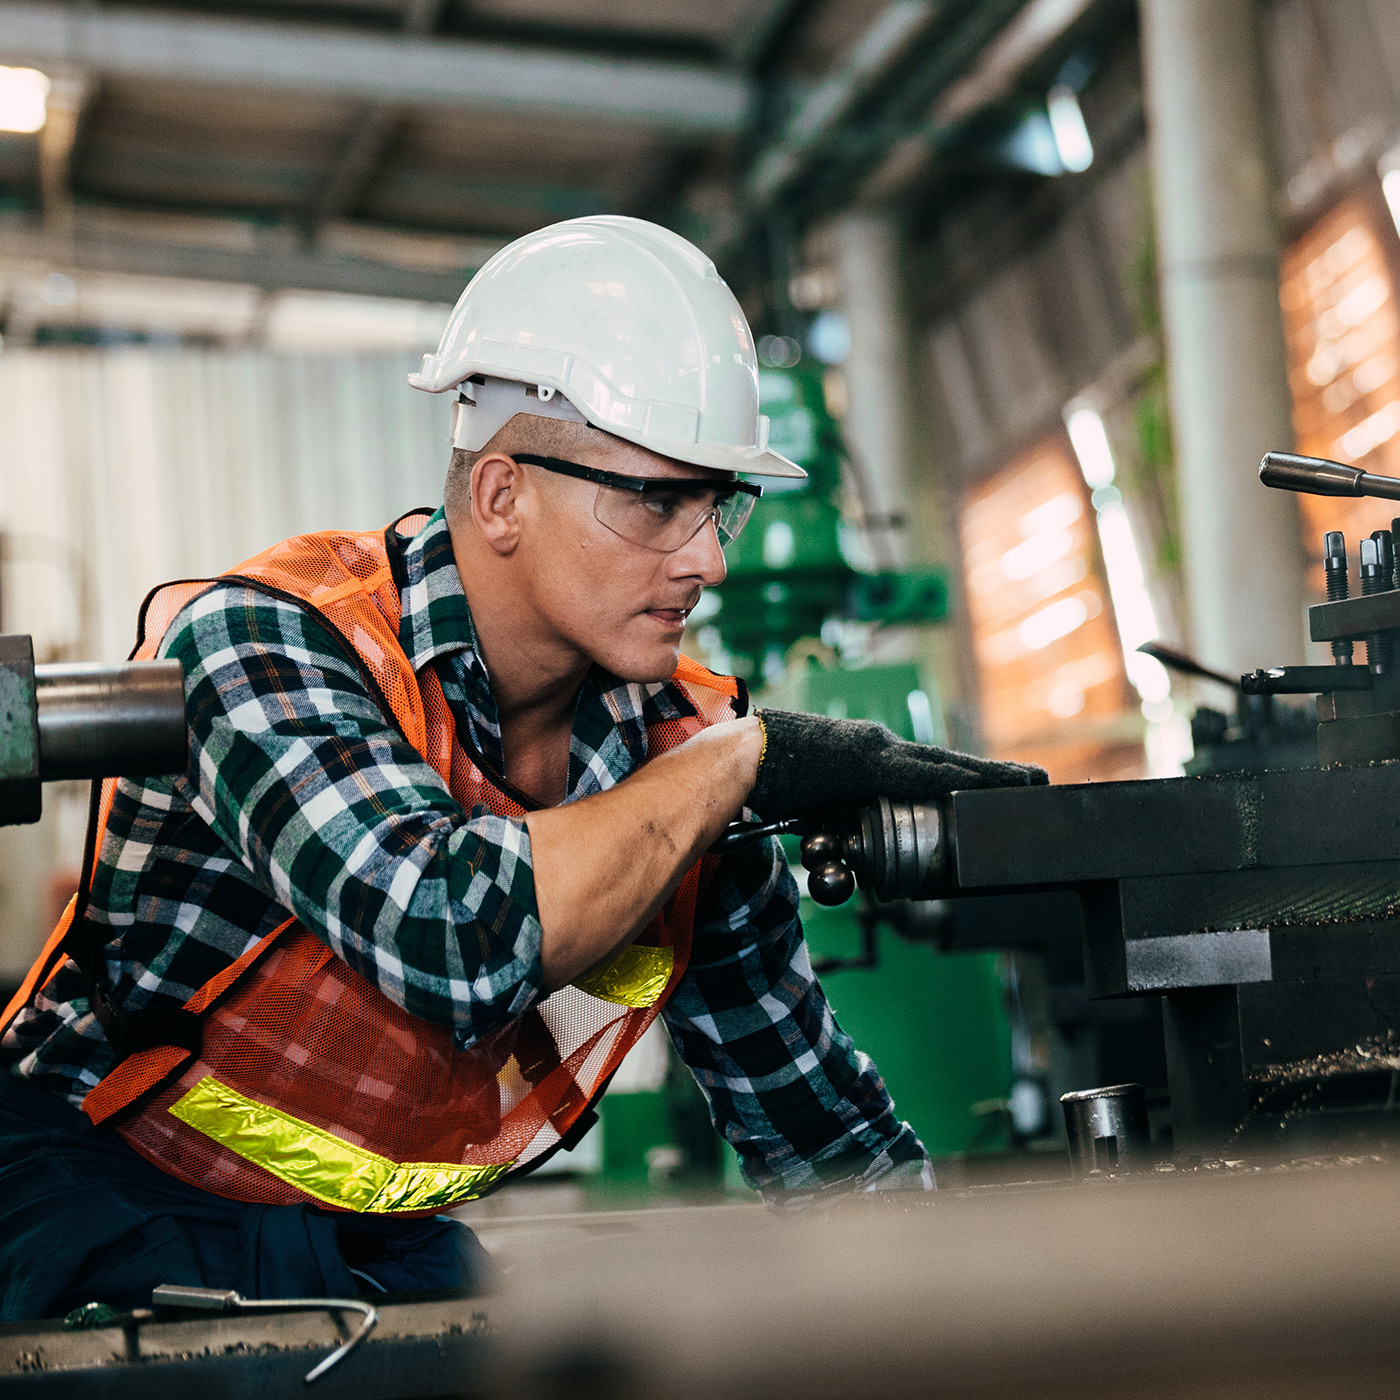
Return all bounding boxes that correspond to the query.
[808,861,856,906]
[800,831,843,872]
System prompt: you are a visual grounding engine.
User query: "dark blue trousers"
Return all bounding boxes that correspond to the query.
[0,1070,490,1321]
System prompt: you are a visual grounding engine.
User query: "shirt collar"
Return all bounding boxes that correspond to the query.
[395,508,693,739]
[398,508,481,673]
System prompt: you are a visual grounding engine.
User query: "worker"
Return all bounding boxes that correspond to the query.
[0,216,1044,1320]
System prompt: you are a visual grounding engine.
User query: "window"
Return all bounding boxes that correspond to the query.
[962,436,1138,782]
[1280,193,1400,587]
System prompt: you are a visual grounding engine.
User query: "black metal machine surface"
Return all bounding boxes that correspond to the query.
[793,763,1400,1154]
[754,454,1400,1156]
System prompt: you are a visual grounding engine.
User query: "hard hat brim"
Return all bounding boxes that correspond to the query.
[598,425,808,481]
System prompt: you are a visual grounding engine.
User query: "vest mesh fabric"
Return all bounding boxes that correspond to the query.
[39,516,737,1213]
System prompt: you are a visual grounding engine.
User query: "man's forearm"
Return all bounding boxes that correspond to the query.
[525,715,762,988]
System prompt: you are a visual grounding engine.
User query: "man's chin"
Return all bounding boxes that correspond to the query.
[594,640,683,686]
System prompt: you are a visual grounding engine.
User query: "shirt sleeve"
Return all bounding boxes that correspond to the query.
[158,583,544,1043]
[661,834,934,1204]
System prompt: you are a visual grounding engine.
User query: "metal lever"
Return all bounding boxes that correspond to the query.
[1259,451,1400,501]
[151,1283,379,1384]
[712,816,803,851]
[1136,640,1240,691]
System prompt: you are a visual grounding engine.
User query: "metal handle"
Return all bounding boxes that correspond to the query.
[1259,451,1400,501]
[712,815,803,851]
[151,1283,378,1384]
[1136,640,1240,691]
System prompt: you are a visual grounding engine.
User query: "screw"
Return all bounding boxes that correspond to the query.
[1325,531,1353,665]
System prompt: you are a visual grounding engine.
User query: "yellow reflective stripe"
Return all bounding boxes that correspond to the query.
[169,1077,511,1213]
[571,943,673,1008]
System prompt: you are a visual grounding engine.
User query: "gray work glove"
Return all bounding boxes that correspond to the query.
[749,708,1048,819]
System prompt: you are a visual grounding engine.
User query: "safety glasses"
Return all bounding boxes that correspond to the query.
[512,453,762,553]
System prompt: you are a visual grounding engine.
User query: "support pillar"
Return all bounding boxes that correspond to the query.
[1140,0,1306,675]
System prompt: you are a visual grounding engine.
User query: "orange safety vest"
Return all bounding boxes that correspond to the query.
[5,511,741,1215]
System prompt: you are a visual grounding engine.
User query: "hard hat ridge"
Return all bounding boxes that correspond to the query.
[410,215,805,480]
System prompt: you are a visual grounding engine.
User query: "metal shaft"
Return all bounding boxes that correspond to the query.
[36,661,187,781]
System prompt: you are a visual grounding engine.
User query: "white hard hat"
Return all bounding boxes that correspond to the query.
[409,215,805,480]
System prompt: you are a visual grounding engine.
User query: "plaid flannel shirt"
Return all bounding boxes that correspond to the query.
[3,509,931,1201]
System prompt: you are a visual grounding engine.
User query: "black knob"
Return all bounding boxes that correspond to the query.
[800,831,843,872]
[808,862,856,906]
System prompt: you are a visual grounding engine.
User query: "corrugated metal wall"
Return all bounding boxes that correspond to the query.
[0,349,448,664]
[0,350,451,979]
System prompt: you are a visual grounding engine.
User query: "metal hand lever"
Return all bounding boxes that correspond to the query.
[712,815,803,851]
[1136,641,1240,691]
[1259,451,1400,501]
[151,1283,379,1384]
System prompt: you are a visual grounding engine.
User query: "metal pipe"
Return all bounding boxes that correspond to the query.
[36,660,186,781]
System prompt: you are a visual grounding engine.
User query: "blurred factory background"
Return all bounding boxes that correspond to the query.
[2,0,1400,1199]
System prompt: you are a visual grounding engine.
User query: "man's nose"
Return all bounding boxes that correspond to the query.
[669,515,727,586]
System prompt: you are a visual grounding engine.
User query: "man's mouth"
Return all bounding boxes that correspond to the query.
[646,607,691,627]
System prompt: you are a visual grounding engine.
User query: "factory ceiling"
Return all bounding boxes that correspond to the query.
[0,0,1118,315]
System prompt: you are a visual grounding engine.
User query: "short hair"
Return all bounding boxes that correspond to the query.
[444,413,610,520]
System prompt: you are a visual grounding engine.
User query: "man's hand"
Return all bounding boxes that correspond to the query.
[749,708,1047,819]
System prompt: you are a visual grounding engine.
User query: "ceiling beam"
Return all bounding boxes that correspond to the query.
[38,68,91,238]
[724,0,810,69]
[0,3,751,133]
[308,103,398,233]
[0,215,486,300]
[745,0,944,206]
[859,0,1101,202]
[305,0,446,237]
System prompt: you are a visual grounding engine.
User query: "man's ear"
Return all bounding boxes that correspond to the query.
[471,453,523,556]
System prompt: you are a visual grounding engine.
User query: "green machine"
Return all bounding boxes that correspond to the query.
[569,368,1012,1198]
[692,367,949,683]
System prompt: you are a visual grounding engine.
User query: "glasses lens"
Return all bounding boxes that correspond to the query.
[593,482,751,552]
[714,490,756,547]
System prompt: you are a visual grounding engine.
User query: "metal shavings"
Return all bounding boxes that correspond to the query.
[1250,1037,1400,1086]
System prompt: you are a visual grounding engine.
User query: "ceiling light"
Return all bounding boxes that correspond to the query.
[0,66,50,134]
[1381,164,1400,243]
[1047,86,1093,173]
[1065,405,1115,488]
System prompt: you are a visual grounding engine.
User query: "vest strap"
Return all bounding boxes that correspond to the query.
[168,1075,512,1212]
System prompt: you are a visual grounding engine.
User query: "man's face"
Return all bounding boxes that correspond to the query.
[513,437,731,684]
